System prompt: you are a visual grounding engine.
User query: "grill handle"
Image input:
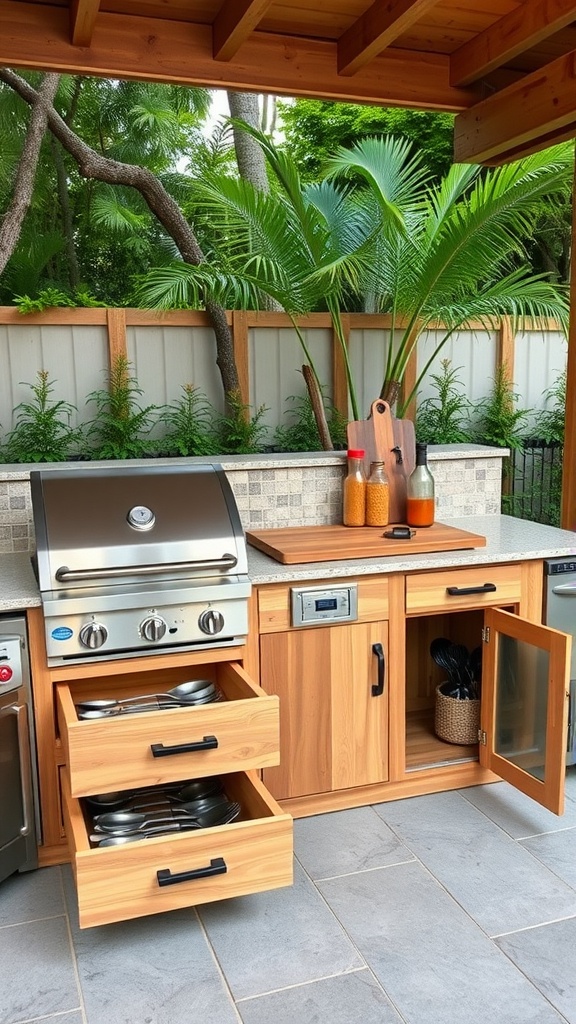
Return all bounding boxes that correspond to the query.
[150,735,219,757]
[55,554,238,582]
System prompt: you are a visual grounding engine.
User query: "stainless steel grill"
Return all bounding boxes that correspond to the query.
[31,464,250,665]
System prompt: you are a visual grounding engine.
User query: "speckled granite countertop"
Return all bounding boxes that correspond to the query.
[0,552,41,610]
[2,515,576,613]
[245,515,576,584]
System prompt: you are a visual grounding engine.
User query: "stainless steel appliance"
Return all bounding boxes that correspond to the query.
[0,615,39,883]
[544,559,576,765]
[31,464,251,666]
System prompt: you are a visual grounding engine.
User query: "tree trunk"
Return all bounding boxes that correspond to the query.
[380,379,401,409]
[227,90,281,314]
[227,91,269,191]
[0,72,60,275]
[50,136,80,290]
[302,364,334,451]
[0,68,240,401]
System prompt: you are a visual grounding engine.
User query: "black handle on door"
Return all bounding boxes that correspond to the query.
[157,857,227,887]
[150,735,218,757]
[371,642,385,696]
[446,583,497,597]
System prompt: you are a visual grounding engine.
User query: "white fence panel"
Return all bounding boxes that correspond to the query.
[349,327,406,417]
[127,324,223,413]
[514,328,567,428]
[416,328,498,412]
[249,325,333,429]
[0,323,108,431]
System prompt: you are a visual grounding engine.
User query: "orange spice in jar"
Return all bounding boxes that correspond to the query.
[343,449,366,526]
[366,461,390,526]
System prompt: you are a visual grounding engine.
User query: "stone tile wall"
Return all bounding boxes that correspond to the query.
[0,447,504,554]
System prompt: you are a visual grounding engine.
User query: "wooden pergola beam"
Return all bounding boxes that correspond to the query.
[451,0,576,87]
[69,0,101,47]
[561,154,576,531]
[213,0,274,62]
[0,1,477,111]
[338,0,440,76]
[454,49,576,163]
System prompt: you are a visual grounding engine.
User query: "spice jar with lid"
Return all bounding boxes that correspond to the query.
[406,442,435,527]
[343,449,366,526]
[366,460,390,527]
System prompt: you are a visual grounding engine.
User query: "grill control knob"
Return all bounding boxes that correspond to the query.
[79,622,108,650]
[140,615,167,642]
[198,609,225,636]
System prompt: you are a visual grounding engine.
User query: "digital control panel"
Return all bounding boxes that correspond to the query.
[291,584,358,627]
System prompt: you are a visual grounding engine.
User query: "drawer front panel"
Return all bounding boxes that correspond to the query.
[406,564,523,615]
[62,770,293,928]
[58,662,280,797]
[258,576,390,633]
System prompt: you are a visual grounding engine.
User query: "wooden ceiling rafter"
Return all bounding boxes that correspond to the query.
[69,0,101,47]
[212,0,274,62]
[454,47,576,163]
[0,1,477,111]
[337,0,441,77]
[450,0,576,87]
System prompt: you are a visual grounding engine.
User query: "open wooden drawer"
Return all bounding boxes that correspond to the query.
[62,769,293,928]
[57,661,280,797]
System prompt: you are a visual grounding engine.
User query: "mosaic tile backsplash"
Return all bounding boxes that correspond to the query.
[0,449,504,555]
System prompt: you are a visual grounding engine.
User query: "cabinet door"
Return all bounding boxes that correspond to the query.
[481,608,570,815]
[260,621,389,800]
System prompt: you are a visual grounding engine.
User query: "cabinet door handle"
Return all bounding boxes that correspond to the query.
[150,735,218,757]
[371,642,385,696]
[157,857,227,887]
[446,583,497,597]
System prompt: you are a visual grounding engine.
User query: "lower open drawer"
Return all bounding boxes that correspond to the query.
[62,769,293,928]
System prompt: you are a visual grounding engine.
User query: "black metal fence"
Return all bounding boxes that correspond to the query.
[504,439,563,526]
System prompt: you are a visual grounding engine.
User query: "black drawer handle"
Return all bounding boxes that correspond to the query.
[150,735,218,757]
[157,857,227,887]
[446,583,497,597]
[371,642,385,696]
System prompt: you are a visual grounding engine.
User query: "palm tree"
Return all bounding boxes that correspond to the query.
[326,138,572,413]
[137,130,572,428]
[137,127,428,424]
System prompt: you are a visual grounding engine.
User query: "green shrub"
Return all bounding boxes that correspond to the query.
[85,355,160,459]
[273,390,348,452]
[160,384,220,457]
[1,370,84,463]
[416,361,475,444]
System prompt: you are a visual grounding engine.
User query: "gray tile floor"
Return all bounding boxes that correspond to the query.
[2,771,576,1024]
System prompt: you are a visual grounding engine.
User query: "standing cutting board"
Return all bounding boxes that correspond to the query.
[247,522,486,564]
[347,399,416,523]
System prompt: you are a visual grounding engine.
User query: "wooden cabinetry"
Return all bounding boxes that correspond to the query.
[260,619,389,799]
[255,558,571,819]
[27,608,293,928]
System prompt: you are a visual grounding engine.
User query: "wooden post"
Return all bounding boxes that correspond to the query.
[333,313,350,420]
[232,309,250,408]
[560,154,576,530]
[498,316,515,380]
[106,307,127,367]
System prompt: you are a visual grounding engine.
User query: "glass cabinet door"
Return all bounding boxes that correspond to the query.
[481,608,570,815]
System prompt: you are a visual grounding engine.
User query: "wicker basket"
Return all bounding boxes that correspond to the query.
[434,684,480,745]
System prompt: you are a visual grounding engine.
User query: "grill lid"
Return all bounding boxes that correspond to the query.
[31,464,248,593]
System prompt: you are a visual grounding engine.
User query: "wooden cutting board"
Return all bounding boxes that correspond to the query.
[347,399,416,523]
[247,522,486,564]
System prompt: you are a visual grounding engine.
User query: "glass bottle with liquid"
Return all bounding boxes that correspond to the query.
[343,449,366,526]
[406,443,435,527]
[366,461,390,527]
